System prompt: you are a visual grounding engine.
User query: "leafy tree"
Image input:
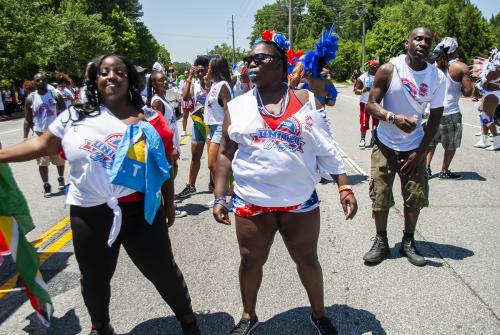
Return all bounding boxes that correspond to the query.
[294,0,334,48]
[330,39,362,81]
[459,4,494,61]
[491,12,500,47]
[133,22,171,69]
[172,62,192,74]
[249,0,306,46]
[208,43,248,65]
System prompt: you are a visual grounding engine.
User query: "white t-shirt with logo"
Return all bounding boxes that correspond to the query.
[48,106,135,207]
[57,88,74,109]
[358,72,375,103]
[377,54,446,151]
[205,81,231,125]
[29,90,59,132]
[192,80,207,113]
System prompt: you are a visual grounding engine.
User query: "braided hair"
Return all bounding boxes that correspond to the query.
[72,54,144,122]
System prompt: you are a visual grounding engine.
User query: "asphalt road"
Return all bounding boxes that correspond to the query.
[0,87,499,335]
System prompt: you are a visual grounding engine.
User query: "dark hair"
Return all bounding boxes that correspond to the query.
[22,80,36,93]
[209,56,231,83]
[194,55,210,67]
[146,71,165,108]
[56,73,71,85]
[72,54,144,123]
[254,41,288,81]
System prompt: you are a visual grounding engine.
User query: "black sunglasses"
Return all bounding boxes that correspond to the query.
[243,53,280,66]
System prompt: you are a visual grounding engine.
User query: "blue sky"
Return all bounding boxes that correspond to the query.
[139,0,499,64]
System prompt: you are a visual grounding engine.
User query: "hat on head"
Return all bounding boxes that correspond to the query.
[431,37,458,60]
[368,59,379,68]
[135,66,147,74]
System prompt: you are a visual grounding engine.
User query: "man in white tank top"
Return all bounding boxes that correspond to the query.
[363,27,446,267]
[24,73,66,198]
[425,37,473,180]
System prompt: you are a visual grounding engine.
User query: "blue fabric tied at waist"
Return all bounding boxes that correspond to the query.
[110,121,171,224]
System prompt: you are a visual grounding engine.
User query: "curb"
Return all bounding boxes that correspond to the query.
[0,112,25,122]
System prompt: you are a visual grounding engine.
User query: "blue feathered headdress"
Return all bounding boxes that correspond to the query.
[302,25,339,78]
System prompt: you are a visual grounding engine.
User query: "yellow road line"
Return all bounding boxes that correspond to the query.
[0,229,73,298]
[31,216,70,249]
[179,133,192,145]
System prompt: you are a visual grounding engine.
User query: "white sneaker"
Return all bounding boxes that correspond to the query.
[473,135,489,148]
[204,199,216,209]
[475,131,482,136]
[175,209,187,218]
[359,139,366,149]
[485,135,500,151]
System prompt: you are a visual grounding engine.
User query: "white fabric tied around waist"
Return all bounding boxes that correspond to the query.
[106,196,122,247]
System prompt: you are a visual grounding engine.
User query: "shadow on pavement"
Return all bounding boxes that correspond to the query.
[0,252,73,326]
[20,309,81,335]
[349,174,369,185]
[257,305,386,335]
[455,171,486,181]
[127,311,234,334]
[177,203,209,216]
[393,241,474,267]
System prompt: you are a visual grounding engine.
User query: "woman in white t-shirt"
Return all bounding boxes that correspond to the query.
[212,31,358,335]
[56,73,75,109]
[204,56,232,207]
[0,54,199,335]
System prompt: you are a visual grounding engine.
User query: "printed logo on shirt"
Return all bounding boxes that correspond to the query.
[401,78,418,98]
[418,83,429,97]
[251,117,305,153]
[34,101,56,117]
[80,133,123,169]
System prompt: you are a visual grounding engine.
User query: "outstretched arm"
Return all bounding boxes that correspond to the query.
[0,131,62,163]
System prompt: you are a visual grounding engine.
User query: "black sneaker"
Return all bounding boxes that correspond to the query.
[399,238,426,266]
[58,176,65,190]
[426,168,432,179]
[363,235,390,264]
[181,316,201,335]
[310,314,338,335]
[89,324,115,335]
[438,170,462,180]
[177,184,196,198]
[43,183,52,198]
[230,317,259,335]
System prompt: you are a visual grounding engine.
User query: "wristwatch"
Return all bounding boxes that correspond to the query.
[388,113,396,124]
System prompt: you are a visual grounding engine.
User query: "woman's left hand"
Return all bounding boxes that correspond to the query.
[165,204,176,227]
[340,191,357,220]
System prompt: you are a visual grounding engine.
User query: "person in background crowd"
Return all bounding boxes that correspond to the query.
[354,59,380,149]
[147,71,188,218]
[425,37,473,179]
[178,55,210,198]
[203,55,232,208]
[152,56,165,73]
[232,61,253,97]
[351,65,362,85]
[1,87,14,117]
[0,88,4,118]
[56,73,75,109]
[24,73,66,197]
[178,70,194,136]
[21,80,37,108]
[364,27,446,267]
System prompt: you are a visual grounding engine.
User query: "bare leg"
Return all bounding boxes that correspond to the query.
[39,166,49,183]
[182,108,189,132]
[425,146,436,169]
[279,208,325,318]
[235,213,278,320]
[403,207,419,234]
[374,210,389,232]
[188,142,204,186]
[57,165,65,177]
[441,149,456,172]
[207,142,220,190]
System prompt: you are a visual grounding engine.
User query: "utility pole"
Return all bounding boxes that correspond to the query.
[232,15,236,67]
[361,0,366,67]
[288,0,292,46]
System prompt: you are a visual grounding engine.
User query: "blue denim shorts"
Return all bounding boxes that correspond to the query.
[207,124,223,144]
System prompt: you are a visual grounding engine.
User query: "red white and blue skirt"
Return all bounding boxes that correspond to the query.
[231,191,319,217]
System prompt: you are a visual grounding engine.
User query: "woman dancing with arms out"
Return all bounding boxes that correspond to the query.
[0,55,199,335]
[212,31,358,335]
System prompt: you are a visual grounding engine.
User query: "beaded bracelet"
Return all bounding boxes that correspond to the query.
[214,198,231,211]
[340,189,355,202]
[338,185,353,193]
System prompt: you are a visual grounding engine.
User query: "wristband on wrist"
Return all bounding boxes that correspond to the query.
[340,189,354,202]
[385,112,393,122]
[214,197,230,211]
[338,185,352,193]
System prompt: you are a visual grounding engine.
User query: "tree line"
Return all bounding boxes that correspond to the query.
[0,0,171,87]
[248,0,499,81]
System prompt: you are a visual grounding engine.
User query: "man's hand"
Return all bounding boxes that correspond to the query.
[340,192,358,220]
[394,115,417,133]
[399,151,422,177]
[213,203,231,225]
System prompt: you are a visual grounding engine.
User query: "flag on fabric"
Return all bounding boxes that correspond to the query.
[191,110,208,142]
[0,163,53,327]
